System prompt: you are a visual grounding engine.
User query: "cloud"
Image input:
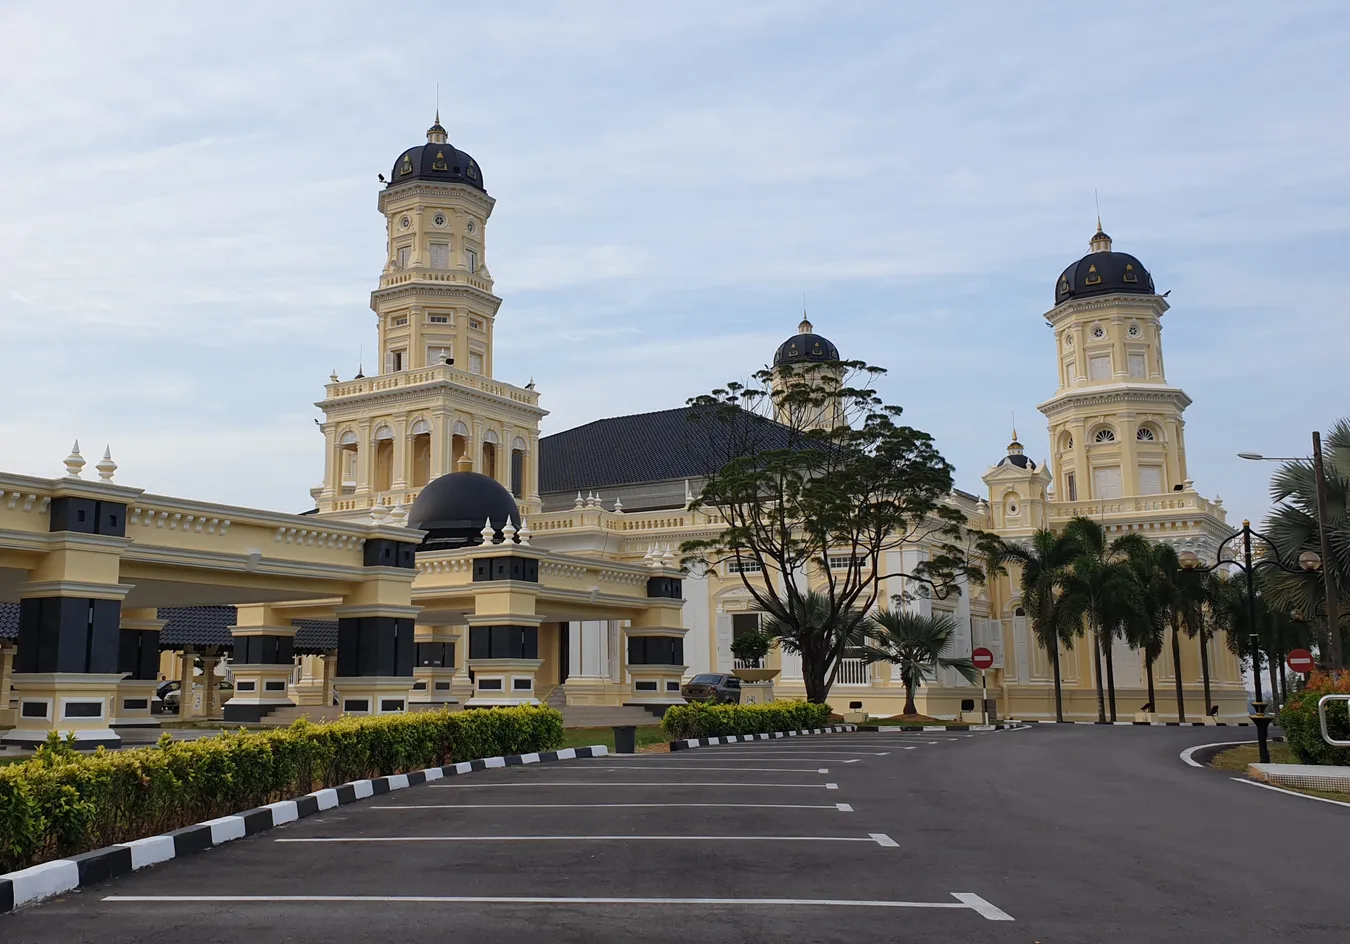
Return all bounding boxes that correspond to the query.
[0,0,1346,523]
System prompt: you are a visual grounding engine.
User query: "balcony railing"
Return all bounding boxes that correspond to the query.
[834,658,871,685]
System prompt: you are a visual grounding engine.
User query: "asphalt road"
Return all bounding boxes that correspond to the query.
[4,725,1347,943]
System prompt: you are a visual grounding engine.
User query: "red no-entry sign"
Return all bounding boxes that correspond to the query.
[972,647,995,671]
[1287,648,1315,674]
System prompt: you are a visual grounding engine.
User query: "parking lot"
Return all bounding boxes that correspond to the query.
[3,729,1019,943]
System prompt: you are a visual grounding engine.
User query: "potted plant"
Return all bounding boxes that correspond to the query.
[731,627,779,682]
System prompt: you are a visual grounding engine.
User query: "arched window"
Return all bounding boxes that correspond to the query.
[481,429,499,480]
[510,437,528,498]
[1093,428,1117,443]
[451,421,469,471]
[1136,426,1156,441]
[338,431,358,487]
[409,419,432,487]
[373,426,395,492]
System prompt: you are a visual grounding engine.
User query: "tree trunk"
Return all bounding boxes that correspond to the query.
[1199,631,1213,718]
[1170,614,1186,723]
[1051,642,1064,723]
[1145,654,1157,713]
[902,680,917,717]
[1103,631,1118,723]
[802,649,831,704]
[1278,662,1288,706]
[1092,628,1107,724]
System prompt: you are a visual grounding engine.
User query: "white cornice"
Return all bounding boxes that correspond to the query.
[370,281,502,312]
[317,378,547,419]
[1038,382,1192,417]
[377,181,496,215]
[1043,292,1169,324]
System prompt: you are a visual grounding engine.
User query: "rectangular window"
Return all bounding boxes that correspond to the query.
[385,350,404,372]
[512,677,533,691]
[428,346,452,366]
[392,316,408,327]
[1139,466,1164,495]
[380,699,406,712]
[21,701,48,719]
[1067,362,1078,382]
[1128,353,1146,378]
[465,248,478,273]
[827,554,864,571]
[478,678,503,691]
[1089,355,1111,380]
[510,449,524,498]
[63,701,104,719]
[428,314,449,324]
[397,247,411,269]
[1066,472,1077,502]
[343,698,370,712]
[726,559,763,574]
[469,318,484,331]
[635,680,659,692]
[430,243,449,269]
[264,680,287,692]
[1093,466,1123,500]
[468,352,483,374]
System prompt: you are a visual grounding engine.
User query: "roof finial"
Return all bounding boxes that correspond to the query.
[798,295,813,335]
[1095,189,1102,233]
[1089,193,1112,252]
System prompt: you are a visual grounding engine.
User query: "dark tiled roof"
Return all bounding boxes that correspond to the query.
[293,619,338,652]
[539,405,800,494]
[0,602,16,641]
[158,606,236,649]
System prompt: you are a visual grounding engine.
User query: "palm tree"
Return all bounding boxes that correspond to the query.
[1178,570,1218,717]
[1263,418,1349,669]
[1147,542,1191,723]
[859,609,977,716]
[761,589,869,702]
[993,529,1079,722]
[1121,543,1166,713]
[1059,518,1149,723]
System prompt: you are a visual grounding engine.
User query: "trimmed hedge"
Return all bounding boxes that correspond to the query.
[0,706,563,872]
[661,701,834,740]
[1279,670,1350,767]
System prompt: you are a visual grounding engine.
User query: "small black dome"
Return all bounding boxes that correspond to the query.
[407,471,519,550]
[387,117,485,193]
[1054,228,1154,305]
[773,318,839,367]
[997,453,1036,470]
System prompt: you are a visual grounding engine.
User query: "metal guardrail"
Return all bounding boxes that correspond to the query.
[1317,694,1350,747]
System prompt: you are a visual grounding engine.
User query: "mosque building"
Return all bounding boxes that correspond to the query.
[0,117,1246,744]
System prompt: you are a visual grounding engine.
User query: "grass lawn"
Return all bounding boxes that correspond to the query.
[1211,742,1350,803]
[0,755,29,767]
[560,725,668,753]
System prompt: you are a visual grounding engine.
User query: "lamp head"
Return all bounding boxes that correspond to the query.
[1299,550,1323,572]
[1237,452,1265,461]
[1178,550,1200,570]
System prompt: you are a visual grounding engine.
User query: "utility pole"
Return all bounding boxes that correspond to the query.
[1312,431,1342,670]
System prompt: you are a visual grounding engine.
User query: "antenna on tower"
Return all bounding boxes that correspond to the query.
[1094,189,1101,231]
[435,81,440,125]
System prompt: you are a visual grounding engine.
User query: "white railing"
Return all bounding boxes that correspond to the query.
[834,658,871,685]
[733,658,763,670]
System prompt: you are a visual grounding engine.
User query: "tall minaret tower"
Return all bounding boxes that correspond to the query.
[312,116,546,518]
[1038,222,1191,505]
[770,316,844,431]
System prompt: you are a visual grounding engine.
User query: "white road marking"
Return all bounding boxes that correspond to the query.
[1179,740,1251,768]
[567,766,830,773]
[842,759,861,764]
[368,803,853,811]
[1231,777,1350,808]
[672,750,889,756]
[275,834,897,845]
[101,894,1015,919]
[427,781,840,789]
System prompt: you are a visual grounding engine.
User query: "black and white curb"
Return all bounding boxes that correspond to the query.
[1017,719,1253,726]
[0,745,608,915]
[670,724,857,751]
[856,722,1020,732]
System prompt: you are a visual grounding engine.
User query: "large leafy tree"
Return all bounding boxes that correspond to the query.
[1262,418,1350,670]
[859,610,977,717]
[681,357,993,704]
[1058,518,1149,723]
[992,529,1079,722]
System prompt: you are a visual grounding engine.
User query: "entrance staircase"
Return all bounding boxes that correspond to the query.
[547,684,668,728]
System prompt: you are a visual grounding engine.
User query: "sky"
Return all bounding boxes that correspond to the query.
[0,1,1346,524]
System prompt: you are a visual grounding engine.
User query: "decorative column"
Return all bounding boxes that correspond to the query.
[392,414,409,490]
[201,652,221,719]
[322,651,337,707]
[4,480,133,749]
[319,424,337,501]
[465,546,543,706]
[223,605,297,723]
[111,608,164,728]
[412,623,459,706]
[355,419,373,497]
[564,620,613,705]
[334,531,420,715]
[623,572,688,709]
[0,642,16,730]
[178,645,196,720]
[431,411,451,479]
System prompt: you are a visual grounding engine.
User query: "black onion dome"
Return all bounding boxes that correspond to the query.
[407,471,520,550]
[387,115,485,192]
[1054,227,1154,305]
[773,317,840,367]
[996,433,1036,470]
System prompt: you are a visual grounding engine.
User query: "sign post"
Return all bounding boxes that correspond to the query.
[1287,648,1315,676]
[971,647,995,725]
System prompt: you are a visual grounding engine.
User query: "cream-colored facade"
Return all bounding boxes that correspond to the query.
[0,119,1248,737]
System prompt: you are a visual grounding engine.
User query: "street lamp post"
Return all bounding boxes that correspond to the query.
[1239,432,1343,670]
[1179,520,1322,764]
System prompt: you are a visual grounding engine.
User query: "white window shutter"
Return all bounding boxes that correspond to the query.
[715,613,733,671]
[1128,353,1146,378]
[383,352,394,374]
[1089,355,1111,380]
[1139,466,1163,495]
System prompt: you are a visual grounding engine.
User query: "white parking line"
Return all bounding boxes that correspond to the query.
[275,834,899,846]
[427,781,842,790]
[1231,777,1350,808]
[669,750,889,757]
[573,766,831,774]
[369,803,855,811]
[102,893,1014,920]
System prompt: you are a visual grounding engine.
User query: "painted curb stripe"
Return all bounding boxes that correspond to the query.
[670,726,858,751]
[0,743,608,914]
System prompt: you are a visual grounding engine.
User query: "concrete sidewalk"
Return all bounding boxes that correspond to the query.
[1248,763,1350,791]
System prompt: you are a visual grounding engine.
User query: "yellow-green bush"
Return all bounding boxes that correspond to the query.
[661,701,833,740]
[0,706,563,872]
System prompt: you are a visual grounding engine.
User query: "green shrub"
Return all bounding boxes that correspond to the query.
[661,701,833,740]
[1278,671,1350,767]
[0,705,562,872]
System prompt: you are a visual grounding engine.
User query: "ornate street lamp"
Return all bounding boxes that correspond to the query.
[1179,520,1322,763]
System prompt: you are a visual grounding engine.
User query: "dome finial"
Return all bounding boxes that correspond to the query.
[1090,191,1111,251]
[427,92,448,145]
